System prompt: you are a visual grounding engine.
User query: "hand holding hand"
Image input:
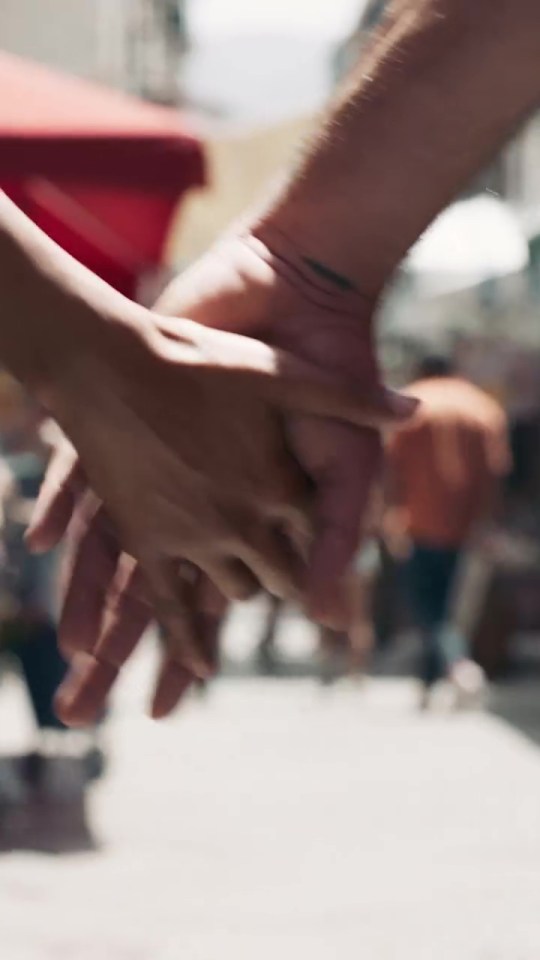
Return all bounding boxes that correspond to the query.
[28,287,413,724]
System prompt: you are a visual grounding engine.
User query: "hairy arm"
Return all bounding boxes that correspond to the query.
[253,0,540,295]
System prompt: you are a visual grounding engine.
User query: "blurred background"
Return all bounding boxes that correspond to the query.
[2,2,540,959]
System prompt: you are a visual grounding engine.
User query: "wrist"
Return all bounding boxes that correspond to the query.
[229,228,380,383]
[246,174,400,302]
[156,227,382,385]
[160,226,377,335]
[242,224,378,316]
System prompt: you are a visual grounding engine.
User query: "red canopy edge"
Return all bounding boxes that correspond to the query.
[0,52,207,296]
[0,51,206,192]
[0,135,205,192]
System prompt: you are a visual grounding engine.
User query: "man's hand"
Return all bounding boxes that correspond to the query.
[156,232,407,621]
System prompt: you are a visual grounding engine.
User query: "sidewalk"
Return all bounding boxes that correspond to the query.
[1,629,540,959]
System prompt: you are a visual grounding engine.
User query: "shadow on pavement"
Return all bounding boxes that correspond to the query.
[0,754,99,854]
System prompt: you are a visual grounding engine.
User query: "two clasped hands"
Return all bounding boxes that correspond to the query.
[24,229,414,724]
[2,0,539,725]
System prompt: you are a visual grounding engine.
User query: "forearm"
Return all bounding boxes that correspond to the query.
[0,193,145,405]
[253,0,540,296]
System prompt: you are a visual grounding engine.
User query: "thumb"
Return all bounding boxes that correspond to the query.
[266,356,418,427]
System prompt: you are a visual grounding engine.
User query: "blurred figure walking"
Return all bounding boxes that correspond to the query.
[385,356,510,708]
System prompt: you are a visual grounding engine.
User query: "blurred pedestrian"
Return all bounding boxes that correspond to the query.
[385,356,511,708]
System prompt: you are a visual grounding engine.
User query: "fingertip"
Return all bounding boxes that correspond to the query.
[150,698,181,721]
[25,495,73,552]
[385,390,419,420]
[54,654,115,728]
[24,527,50,554]
[58,630,90,661]
[189,657,214,681]
[303,520,358,631]
[160,638,214,682]
[304,578,351,630]
[54,686,96,728]
[150,660,194,719]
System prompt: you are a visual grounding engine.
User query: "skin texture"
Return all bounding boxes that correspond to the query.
[258,0,540,290]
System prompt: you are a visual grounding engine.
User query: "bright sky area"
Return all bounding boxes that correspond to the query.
[184,0,367,124]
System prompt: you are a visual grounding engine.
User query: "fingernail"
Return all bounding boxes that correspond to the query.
[386,391,419,419]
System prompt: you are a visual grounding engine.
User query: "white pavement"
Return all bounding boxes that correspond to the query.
[1,632,540,959]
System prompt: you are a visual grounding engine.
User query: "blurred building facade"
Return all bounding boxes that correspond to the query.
[0,0,188,103]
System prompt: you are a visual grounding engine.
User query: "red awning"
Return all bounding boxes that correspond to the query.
[0,52,206,296]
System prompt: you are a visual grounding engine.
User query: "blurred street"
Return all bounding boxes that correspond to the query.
[2,606,540,960]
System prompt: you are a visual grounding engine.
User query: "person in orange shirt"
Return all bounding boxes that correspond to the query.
[386,355,511,707]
